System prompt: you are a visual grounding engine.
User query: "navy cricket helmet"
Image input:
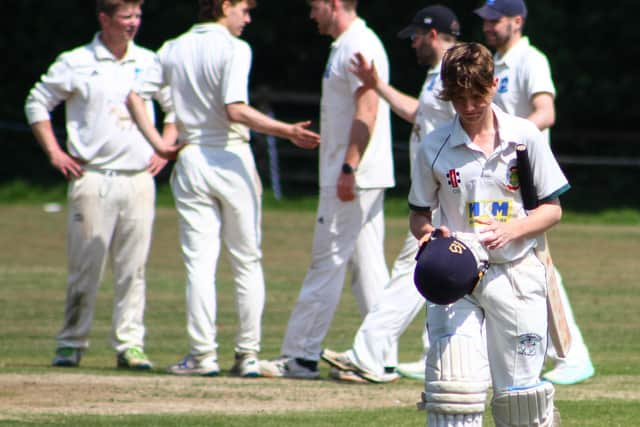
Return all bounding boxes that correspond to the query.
[413,232,487,305]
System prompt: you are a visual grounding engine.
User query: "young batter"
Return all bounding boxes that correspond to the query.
[409,42,568,426]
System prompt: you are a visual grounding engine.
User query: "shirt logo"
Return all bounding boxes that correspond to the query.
[447,169,461,193]
[468,200,513,225]
[498,76,509,93]
[427,75,437,91]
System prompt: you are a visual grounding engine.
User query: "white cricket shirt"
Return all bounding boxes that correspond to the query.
[25,34,162,170]
[409,105,569,263]
[319,18,394,189]
[493,36,556,144]
[138,23,251,147]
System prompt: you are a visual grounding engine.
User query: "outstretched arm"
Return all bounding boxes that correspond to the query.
[226,102,320,149]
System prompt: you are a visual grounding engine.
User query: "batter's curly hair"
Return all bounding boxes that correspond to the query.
[438,42,495,102]
[199,0,257,22]
[96,0,143,17]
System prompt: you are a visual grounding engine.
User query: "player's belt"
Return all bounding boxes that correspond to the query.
[83,166,145,176]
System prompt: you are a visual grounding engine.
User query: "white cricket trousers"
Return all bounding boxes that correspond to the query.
[349,230,426,375]
[171,144,265,357]
[281,187,389,361]
[428,251,549,391]
[57,170,155,353]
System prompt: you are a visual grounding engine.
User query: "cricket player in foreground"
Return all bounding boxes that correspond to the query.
[259,0,394,379]
[474,0,595,385]
[409,42,567,426]
[321,4,460,383]
[25,0,175,370]
[128,0,319,377]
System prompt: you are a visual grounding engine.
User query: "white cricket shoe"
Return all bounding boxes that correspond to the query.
[259,357,320,379]
[321,348,399,383]
[542,360,595,385]
[167,353,220,376]
[230,352,260,378]
[396,359,426,381]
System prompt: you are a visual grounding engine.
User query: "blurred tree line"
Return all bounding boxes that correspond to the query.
[2,0,640,209]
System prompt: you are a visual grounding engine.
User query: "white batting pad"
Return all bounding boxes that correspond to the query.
[492,381,555,427]
[422,334,490,424]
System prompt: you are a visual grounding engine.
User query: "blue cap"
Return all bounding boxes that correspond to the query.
[474,0,528,20]
[413,233,485,305]
[397,4,461,39]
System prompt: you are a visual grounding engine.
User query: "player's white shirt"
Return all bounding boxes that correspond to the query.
[25,33,161,170]
[493,36,556,144]
[319,18,394,189]
[409,104,569,263]
[138,23,251,147]
[409,61,456,167]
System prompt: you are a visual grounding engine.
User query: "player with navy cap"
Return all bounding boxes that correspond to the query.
[474,0,595,386]
[409,41,568,427]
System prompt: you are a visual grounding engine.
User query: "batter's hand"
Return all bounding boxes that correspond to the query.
[288,121,320,149]
[337,172,356,201]
[417,226,452,247]
[476,217,518,250]
[147,153,168,176]
[50,151,84,179]
[349,52,378,90]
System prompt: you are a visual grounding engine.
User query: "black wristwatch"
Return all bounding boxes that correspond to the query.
[341,163,355,174]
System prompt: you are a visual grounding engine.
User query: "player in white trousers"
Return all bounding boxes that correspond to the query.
[25,0,175,369]
[320,5,460,383]
[128,0,319,377]
[410,42,567,427]
[474,0,595,385]
[259,0,394,379]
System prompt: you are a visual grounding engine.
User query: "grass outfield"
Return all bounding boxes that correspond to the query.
[1,197,639,426]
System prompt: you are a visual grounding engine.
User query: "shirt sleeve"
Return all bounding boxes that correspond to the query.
[408,141,438,211]
[523,51,556,99]
[24,54,73,124]
[223,40,251,105]
[134,50,165,100]
[528,129,569,201]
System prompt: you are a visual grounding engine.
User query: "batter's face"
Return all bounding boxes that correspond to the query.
[451,85,496,128]
[224,1,252,37]
[99,3,142,44]
[412,29,437,67]
[482,16,519,49]
[309,0,334,36]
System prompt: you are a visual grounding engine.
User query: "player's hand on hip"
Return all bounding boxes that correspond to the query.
[156,141,186,160]
[147,153,168,176]
[337,172,356,201]
[349,52,378,90]
[51,151,84,179]
[289,121,320,149]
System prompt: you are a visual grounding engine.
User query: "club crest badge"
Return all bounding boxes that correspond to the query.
[506,164,520,191]
[517,333,542,357]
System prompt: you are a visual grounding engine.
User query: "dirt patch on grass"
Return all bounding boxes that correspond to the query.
[1,373,638,421]
[0,373,420,419]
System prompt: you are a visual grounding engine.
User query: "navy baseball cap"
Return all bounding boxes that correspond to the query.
[398,4,461,39]
[413,234,485,305]
[474,0,528,20]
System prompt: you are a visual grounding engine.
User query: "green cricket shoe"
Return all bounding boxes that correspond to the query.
[117,346,153,370]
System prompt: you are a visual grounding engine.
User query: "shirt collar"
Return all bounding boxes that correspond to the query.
[494,36,530,67]
[91,32,137,63]
[331,18,366,49]
[190,22,231,36]
[449,104,516,150]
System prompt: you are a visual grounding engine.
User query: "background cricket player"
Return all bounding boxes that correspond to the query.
[128,0,319,377]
